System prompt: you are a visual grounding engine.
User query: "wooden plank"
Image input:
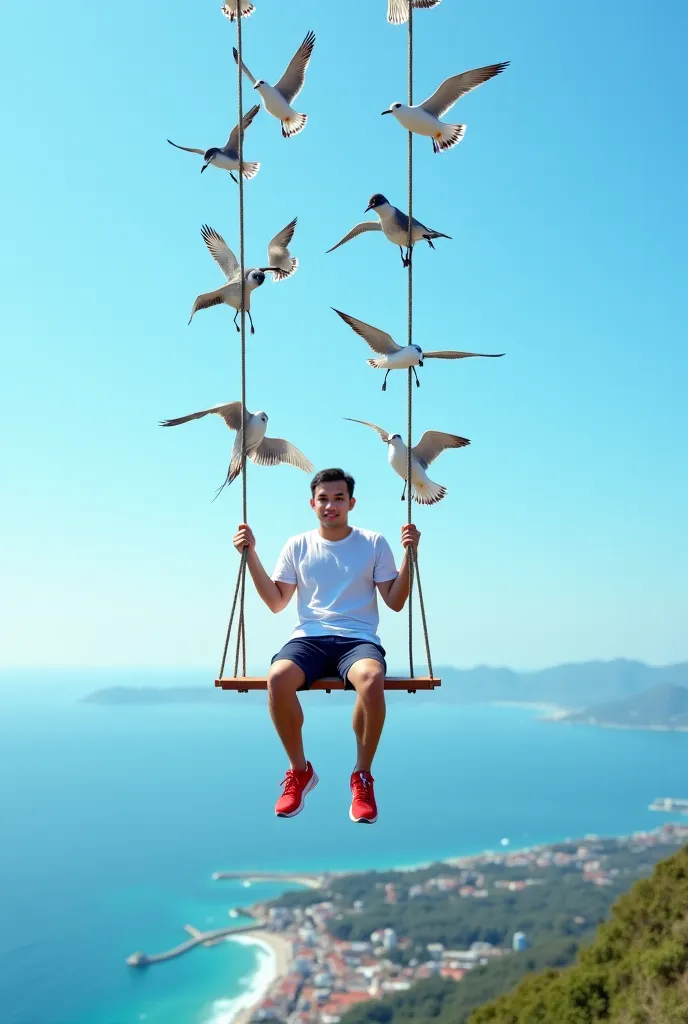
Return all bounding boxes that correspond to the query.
[215,677,440,693]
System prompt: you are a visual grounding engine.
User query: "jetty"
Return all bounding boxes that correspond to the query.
[649,798,688,814]
[212,870,326,890]
[126,922,261,967]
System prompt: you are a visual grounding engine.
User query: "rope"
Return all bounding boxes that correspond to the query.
[219,0,436,686]
[219,7,248,680]
[236,4,248,671]
[411,547,433,678]
[403,2,413,679]
[405,0,434,680]
[219,548,247,678]
[234,552,247,677]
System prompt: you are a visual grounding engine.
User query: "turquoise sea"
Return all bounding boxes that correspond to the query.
[2,671,688,1024]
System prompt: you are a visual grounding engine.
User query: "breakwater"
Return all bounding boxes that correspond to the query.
[126,923,262,967]
[212,870,325,890]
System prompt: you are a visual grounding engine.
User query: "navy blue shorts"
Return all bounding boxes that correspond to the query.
[271,636,387,690]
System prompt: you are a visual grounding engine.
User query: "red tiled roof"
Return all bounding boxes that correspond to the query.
[320,992,371,1010]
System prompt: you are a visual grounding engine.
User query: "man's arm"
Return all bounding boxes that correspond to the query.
[233,524,296,614]
[376,524,421,613]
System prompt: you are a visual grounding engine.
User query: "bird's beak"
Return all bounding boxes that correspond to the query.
[200,163,208,173]
[259,267,276,273]
[253,83,260,90]
[381,109,392,115]
[364,203,373,212]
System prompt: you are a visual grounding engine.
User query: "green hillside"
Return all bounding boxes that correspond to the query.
[470,845,688,1023]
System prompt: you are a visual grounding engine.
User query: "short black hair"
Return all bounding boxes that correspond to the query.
[310,468,355,499]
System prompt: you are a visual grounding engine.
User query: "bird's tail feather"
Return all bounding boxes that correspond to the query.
[272,257,298,283]
[433,123,466,153]
[367,358,386,370]
[282,113,307,138]
[212,459,241,502]
[221,1,255,20]
[412,479,446,505]
[241,160,260,180]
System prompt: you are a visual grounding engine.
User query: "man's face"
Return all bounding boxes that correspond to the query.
[310,481,355,526]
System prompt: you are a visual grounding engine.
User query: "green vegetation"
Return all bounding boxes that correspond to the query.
[470,845,688,1023]
[340,940,583,1024]
[327,873,608,954]
[284,836,685,1024]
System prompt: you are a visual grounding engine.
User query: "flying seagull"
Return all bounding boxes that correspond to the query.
[221,0,255,20]
[332,310,505,390]
[385,0,441,25]
[382,61,510,152]
[167,104,260,182]
[188,219,298,332]
[233,31,316,138]
[160,403,314,498]
[327,194,450,267]
[344,418,470,505]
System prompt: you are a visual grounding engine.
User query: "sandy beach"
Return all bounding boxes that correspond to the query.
[226,930,293,1024]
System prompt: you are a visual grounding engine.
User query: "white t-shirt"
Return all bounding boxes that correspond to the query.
[272,527,398,644]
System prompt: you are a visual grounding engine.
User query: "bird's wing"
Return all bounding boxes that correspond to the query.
[225,104,260,150]
[412,431,470,468]
[251,436,314,472]
[326,221,382,253]
[200,224,240,281]
[388,0,441,23]
[332,309,400,355]
[159,402,243,430]
[343,417,391,442]
[267,217,297,263]
[275,30,316,103]
[423,350,506,359]
[419,61,510,117]
[232,47,257,85]
[188,287,227,324]
[167,140,205,155]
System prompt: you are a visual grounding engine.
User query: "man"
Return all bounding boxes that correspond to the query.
[233,467,420,824]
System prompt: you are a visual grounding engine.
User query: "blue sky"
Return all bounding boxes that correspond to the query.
[1,0,686,671]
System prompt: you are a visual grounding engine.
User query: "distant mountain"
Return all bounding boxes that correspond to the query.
[434,660,688,708]
[80,660,688,708]
[558,683,688,730]
[81,686,222,705]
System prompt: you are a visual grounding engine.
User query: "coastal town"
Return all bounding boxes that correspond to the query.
[208,822,688,1024]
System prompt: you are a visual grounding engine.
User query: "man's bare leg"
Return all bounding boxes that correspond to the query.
[267,660,307,771]
[348,659,387,773]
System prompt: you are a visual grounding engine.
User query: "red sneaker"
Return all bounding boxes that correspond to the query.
[275,762,318,818]
[349,771,378,824]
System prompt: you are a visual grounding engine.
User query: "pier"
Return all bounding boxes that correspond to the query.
[212,870,326,890]
[126,923,262,967]
[649,798,688,814]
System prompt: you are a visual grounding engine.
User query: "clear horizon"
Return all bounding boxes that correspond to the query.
[1,0,686,672]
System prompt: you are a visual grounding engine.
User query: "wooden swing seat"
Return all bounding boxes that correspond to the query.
[216,676,440,694]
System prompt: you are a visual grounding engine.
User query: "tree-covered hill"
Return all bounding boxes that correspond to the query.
[471,845,688,1023]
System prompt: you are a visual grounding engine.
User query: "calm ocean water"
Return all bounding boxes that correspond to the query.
[1,672,687,1024]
